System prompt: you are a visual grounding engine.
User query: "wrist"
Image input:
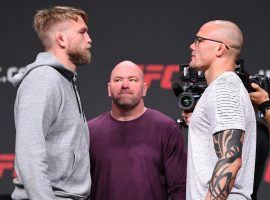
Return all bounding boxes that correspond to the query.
[258,100,270,117]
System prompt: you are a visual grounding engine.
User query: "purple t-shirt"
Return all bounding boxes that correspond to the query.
[88,108,186,200]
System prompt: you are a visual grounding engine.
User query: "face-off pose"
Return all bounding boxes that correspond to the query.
[186,20,256,200]
[11,6,92,199]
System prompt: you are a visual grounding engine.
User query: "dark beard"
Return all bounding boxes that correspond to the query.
[68,49,91,65]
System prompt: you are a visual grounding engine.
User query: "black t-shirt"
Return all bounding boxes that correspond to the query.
[252,120,269,200]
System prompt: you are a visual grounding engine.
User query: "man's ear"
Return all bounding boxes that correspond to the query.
[143,82,148,97]
[55,32,66,48]
[216,43,226,57]
[108,82,111,97]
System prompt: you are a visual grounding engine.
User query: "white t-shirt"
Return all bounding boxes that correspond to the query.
[186,71,256,200]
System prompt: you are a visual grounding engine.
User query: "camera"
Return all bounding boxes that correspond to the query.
[172,59,270,111]
[235,59,270,95]
[172,64,207,111]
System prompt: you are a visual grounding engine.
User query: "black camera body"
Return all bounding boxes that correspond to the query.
[234,59,270,94]
[250,75,270,94]
[172,64,207,111]
[172,59,270,111]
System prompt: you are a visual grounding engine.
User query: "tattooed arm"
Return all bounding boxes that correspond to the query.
[205,129,244,200]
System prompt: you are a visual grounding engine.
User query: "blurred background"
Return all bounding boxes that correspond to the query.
[0,0,269,198]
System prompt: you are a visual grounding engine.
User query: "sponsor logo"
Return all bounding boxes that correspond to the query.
[0,66,25,84]
[0,154,16,178]
[139,64,179,89]
[0,65,268,86]
[140,64,270,90]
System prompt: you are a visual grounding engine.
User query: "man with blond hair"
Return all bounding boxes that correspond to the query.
[11,6,92,199]
[88,61,187,200]
[186,20,256,200]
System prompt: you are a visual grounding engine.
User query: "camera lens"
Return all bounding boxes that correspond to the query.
[181,96,192,107]
[178,92,195,111]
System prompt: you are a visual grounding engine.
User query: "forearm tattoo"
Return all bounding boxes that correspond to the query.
[209,129,244,200]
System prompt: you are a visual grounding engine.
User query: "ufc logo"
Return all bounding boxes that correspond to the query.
[0,153,16,178]
[139,64,179,90]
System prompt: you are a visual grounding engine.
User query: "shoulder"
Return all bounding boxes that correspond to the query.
[210,72,246,99]
[146,109,183,143]
[17,66,65,98]
[214,72,243,90]
[88,112,111,128]
[28,66,64,81]
[20,66,64,89]
[145,108,177,126]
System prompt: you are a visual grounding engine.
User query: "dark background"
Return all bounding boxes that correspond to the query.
[0,0,269,198]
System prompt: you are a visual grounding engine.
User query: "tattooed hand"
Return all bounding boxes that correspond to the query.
[205,129,244,200]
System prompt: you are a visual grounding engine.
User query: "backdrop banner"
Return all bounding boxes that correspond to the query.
[0,0,269,198]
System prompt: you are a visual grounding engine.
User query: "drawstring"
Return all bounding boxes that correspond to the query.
[49,66,86,122]
[72,73,86,122]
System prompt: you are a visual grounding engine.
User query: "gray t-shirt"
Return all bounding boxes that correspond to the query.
[186,72,256,200]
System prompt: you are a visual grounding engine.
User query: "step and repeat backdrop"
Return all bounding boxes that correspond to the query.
[1,0,270,198]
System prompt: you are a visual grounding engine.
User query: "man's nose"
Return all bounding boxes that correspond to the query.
[121,79,130,88]
[86,32,92,44]
[190,42,195,50]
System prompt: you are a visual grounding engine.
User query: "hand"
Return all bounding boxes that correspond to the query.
[249,83,269,105]
[181,111,192,126]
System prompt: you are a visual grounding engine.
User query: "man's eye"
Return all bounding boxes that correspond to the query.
[79,29,86,34]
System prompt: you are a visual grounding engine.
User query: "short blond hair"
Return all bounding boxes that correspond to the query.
[33,6,88,42]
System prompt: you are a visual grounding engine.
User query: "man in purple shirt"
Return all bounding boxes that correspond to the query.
[88,60,187,200]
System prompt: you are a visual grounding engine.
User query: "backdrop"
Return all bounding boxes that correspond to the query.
[0,0,269,198]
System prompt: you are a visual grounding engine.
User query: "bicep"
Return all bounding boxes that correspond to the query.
[213,129,244,160]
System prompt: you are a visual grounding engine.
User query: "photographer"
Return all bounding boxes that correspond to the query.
[250,83,270,127]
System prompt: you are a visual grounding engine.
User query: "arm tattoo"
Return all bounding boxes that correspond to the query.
[209,129,244,200]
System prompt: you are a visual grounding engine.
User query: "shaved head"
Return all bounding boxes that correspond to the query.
[110,60,144,81]
[200,20,243,55]
[189,20,244,82]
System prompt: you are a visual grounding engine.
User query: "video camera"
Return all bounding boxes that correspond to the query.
[172,59,270,112]
[172,64,206,111]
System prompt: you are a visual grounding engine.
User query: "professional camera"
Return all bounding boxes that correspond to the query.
[235,59,270,95]
[172,64,207,111]
[172,59,270,112]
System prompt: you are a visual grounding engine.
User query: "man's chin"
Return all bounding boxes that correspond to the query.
[114,100,138,110]
[69,51,91,66]
[189,63,196,68]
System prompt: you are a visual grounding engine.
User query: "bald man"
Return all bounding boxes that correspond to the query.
[88,61,187,200]
[186,20,256,200]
